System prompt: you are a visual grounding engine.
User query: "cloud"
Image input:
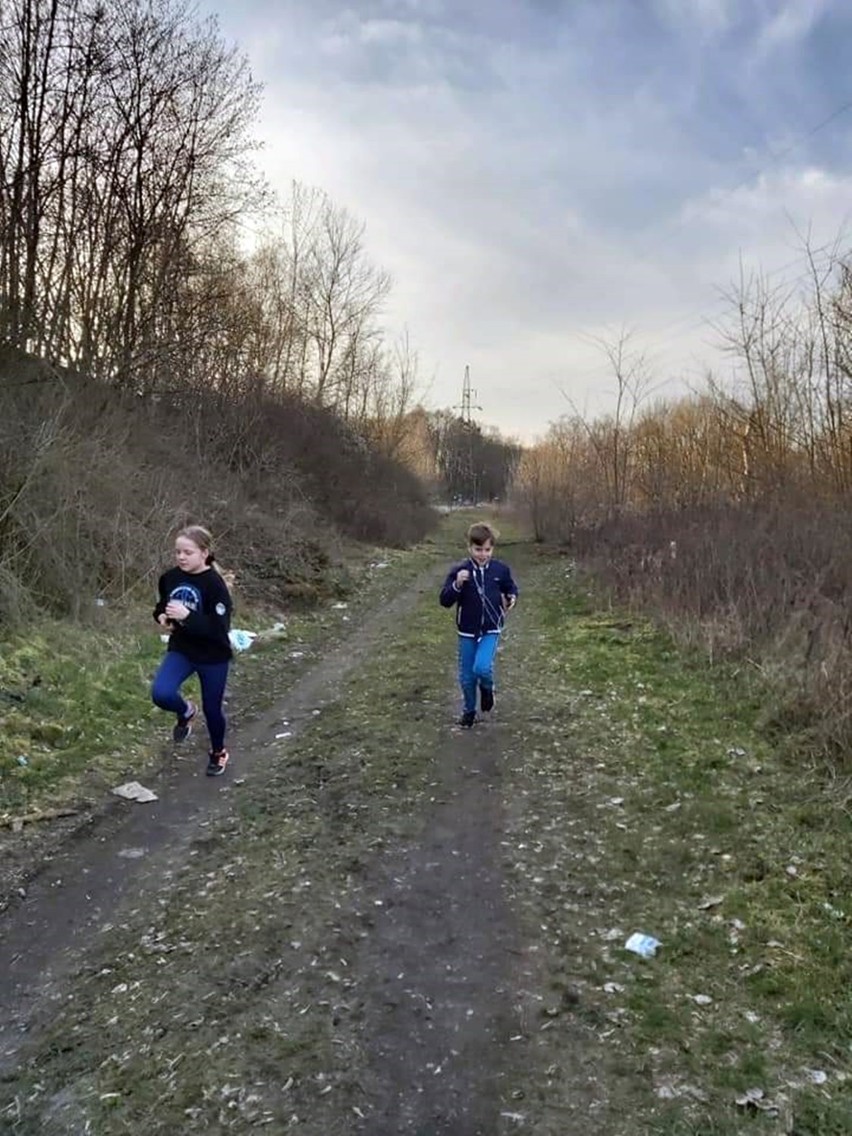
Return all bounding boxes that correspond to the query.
[211,0,852,439]
[756,0,832,54]
[651,0,736,36]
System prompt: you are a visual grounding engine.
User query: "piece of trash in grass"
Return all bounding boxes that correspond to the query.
[736,1087,765,1106]
[697,895,724,910]
[735,1087,779,1114]
[332,602,348,609]
[16,755,28,766]
[275,732,292,740]
[691,994,713,1006]
[256,621,287,640]
[656,1082,708,1102]
[112,781,158,803]
[228,629,257,652]
[625,932,661,958]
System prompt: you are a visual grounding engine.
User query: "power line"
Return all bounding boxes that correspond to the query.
[454,363,481,425]
[709,95,852,208]
[558,86,852,402]
[452,364,484,503]
[622,90,852,341]
[556,236,849,406]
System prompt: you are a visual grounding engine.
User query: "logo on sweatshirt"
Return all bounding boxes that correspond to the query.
[170,584,202,612]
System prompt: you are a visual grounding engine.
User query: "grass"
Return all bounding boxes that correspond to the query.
[0,529,454,827]
[0,622,163,817]
[3,516,849,1133]
[498,552,852,1133]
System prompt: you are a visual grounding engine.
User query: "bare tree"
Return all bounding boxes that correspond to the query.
[561,328,651,516]
[0,0,261,384]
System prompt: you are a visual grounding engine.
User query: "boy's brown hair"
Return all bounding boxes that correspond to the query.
[467,522,498,546]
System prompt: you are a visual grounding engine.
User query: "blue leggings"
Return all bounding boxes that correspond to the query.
[458,633,500,714]
[151,651,229,751]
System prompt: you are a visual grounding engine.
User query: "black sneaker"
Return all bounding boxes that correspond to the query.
[480,686,495,713]
[206,748,229,776]
[173,701,197,743]
[458,710,476,729]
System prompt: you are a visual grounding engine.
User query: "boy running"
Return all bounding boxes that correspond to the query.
[439,522,519,728]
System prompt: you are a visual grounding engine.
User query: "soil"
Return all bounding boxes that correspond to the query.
[351,725,521,1135]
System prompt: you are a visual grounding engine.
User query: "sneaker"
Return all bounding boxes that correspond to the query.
[480,686,495,713]
[458,710,476,729]
[173,700,197,743]
[206,748,229,776]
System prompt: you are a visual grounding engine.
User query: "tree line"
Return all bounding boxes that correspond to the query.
[516,245,852,539]
[513,243,852,767]
[0,0,421,438]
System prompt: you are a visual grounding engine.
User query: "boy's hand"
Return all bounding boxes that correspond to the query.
[455,569,471,588]
[165,600,190,621]
[157,613,172,627]
[503,594,517,611]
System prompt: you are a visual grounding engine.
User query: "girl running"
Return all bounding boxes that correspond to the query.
[152,525,233,776]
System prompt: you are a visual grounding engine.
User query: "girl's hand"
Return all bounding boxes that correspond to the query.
[165,600,190,622]
[455,569,471,587]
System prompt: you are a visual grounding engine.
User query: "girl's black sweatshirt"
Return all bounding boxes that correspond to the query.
[153,567,233,664]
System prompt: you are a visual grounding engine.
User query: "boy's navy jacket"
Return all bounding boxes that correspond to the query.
[154,567,233,664]
[439,558,519,637]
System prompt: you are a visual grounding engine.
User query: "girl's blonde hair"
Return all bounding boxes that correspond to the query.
[176,525,217,567]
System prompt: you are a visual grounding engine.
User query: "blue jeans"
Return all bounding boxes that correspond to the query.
[151,651,230,751]
[458,633,500,714]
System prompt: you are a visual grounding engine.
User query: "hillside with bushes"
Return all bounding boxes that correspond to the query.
[0,344,434,621]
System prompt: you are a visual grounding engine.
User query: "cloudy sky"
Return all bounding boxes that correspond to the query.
[209,0,852,440]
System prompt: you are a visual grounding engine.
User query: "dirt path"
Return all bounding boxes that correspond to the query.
[0,561,445,1073]
[351,723,521,1136]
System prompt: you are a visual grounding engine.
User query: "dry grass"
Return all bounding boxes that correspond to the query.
[566,500,852,769]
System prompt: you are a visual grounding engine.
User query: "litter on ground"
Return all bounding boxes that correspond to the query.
[625,932,662,958]
[112,782,158,803]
